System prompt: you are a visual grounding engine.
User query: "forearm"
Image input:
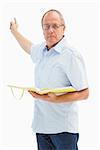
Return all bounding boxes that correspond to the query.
[11,30,32,54]
[29,88,89,103]
[55,88,89,103]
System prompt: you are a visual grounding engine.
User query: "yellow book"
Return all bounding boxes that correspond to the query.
[8,85,76,99]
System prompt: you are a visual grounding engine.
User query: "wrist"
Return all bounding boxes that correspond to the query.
[11,29,18,35]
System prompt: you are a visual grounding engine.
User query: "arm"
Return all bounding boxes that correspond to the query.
[55,88,89,103]
[28,88,89,103]
[10,18,32,54]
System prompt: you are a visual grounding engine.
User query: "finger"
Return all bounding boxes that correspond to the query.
[10,22,12,29]
[28,91,37,96]
[14,17,17,24]
[28,90,36,94]
[48,92,54,96]
[14,18,18,26]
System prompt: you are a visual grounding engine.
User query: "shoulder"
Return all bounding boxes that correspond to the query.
[30,42,46,63]
[59,44,85,69]
[30,42,46,52]
[61,44,83,60]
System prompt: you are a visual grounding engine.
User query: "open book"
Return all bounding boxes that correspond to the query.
[8,85,76,99]
[8,85,76,95]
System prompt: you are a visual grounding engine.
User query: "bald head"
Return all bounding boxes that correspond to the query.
[41,9,65,27]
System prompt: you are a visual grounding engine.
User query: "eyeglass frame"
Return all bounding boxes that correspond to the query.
[42,24,65,31]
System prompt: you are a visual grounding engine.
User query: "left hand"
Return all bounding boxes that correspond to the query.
[28,91,57,102]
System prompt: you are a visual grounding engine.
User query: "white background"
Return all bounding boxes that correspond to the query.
[0,1,100,150]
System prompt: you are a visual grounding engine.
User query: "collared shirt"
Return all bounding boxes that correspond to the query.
[30,37,88,133]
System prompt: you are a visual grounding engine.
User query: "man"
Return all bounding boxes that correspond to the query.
[10,9,89,150]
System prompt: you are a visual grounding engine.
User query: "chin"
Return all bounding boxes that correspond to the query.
[48,39,57,44]
[49,40,56,44]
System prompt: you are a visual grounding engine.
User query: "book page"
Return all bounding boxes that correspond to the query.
[8,85,76,95]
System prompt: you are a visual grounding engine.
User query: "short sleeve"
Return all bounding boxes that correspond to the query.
[64,52,88,91]
[30,43,45,63]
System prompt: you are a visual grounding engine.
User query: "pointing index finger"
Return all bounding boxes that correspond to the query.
[14,17,17,24]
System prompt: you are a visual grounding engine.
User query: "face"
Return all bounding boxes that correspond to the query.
[42,11,65,49]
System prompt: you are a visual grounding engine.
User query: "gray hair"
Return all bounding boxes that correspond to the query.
[41,9,65,27]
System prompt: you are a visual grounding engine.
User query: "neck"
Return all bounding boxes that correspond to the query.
[47,35,64,50]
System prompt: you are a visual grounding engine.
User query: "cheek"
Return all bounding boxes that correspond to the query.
[61,29,65,35]
[57,32,64,39]
[43,32,47,40]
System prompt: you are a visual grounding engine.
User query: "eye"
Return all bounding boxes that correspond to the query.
[52,24,59,29]
[43,24,50,30]
[43,24,64,30]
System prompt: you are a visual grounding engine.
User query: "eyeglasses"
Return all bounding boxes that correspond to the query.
[43,24,64,31]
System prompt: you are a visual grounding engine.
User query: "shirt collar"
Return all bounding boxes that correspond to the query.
[53,36,67,54]
[43,36,67,54]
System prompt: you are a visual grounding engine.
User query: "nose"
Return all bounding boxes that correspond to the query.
[48,26,54,32]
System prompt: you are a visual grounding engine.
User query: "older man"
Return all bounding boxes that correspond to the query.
[10,9,89,150]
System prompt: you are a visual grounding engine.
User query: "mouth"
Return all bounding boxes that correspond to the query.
[48,36,56,39]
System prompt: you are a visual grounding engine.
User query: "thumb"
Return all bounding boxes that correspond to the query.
[48,92,55,96]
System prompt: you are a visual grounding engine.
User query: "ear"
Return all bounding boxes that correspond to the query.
[63,25,66,31]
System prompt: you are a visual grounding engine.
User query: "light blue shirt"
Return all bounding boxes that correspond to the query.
[30,37,88,133]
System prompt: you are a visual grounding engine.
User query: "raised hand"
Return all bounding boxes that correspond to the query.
[10,18,18,32]
[10,17,32,54]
